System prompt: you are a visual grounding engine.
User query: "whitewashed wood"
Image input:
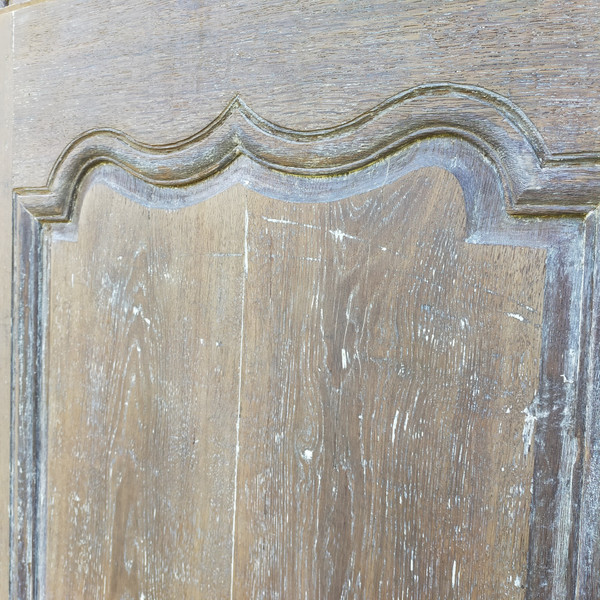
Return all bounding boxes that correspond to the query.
[12,86,600,216]
[9,115,595,600]
[233,169,546,599]
[45,182,246,599]
[4,1,600,598]
[20,165,554,599]
[574,210,600,599]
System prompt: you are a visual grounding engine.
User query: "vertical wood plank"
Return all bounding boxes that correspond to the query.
[45,183,246,599]
[233,167,546,599]
[12,202,46,599]
[575,210,600,599]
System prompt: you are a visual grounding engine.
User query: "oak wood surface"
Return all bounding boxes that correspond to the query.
[6,0,600,193]
[36,167,547,598]
[234,168,545,599]
[577,213,600,600]
[13,118,593,599]
[46,184,246,599]
[3,1,600,598]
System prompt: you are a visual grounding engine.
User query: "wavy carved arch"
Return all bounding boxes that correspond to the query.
[14,82,600,223]
[11,83,600,600]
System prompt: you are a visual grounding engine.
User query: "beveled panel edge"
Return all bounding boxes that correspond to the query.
[10,83,600,600]
[13,82,600,221]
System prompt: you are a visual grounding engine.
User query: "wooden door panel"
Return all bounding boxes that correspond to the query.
[4,2,600,599]
[46,184,246,598]
[29,164,549,599]
[234,168,545,599]
[10,96,594,598]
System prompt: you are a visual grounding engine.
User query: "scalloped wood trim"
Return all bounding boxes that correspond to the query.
[14,83,600,222]
[10,83,600,600]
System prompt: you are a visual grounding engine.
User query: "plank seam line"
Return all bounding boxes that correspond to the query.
[230,195,248,598]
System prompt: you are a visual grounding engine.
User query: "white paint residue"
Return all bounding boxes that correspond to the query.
[341,348,349,369]
[329,229,359,243]
[507,312,525,322]
[262,217,298,225]
[262,216,319,230]
[522,404,537,458]
[302,449,313,461]
[452,560,457,588]
[140,594,145,600]
[244,206,249,276]
[300,256,321,262]
[391,409,400,445]
[403,412,410,432]
[514,575,522,588]
[346,290,355,321]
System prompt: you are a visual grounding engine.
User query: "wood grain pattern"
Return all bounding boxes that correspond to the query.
[46,182,246,599]
[573,210,600,599]
[8,0,600,192]
[233,167,546,599]
[32,167,550,599]
[13,85,600,219]
[10,130,591,600]
[9,109,594,600]
[5,1,600,597]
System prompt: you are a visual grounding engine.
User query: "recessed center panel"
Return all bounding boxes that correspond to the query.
[46,167,545,599]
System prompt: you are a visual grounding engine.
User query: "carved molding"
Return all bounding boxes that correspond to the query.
[10,83,600,600]
[14,82,600,221]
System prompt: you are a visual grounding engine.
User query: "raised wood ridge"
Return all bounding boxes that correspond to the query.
[14,83,600,220]
[10,83,600,600]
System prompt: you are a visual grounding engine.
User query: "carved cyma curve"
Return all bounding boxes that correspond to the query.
[14,82,600,221]
[11,82,597,600]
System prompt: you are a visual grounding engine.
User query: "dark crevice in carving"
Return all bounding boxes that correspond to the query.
[10,82,599,600]
[14,82,600,223]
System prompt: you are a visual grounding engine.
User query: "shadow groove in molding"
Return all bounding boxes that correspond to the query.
[11,82,599,600]
[14,82,600,220]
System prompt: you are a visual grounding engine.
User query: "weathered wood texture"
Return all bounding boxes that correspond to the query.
[574,210,600,600]
[46,183,246,598]
[7,0,600,192]
[37,168,546,598]
[0,12,13,600]
[234,168,545,599]
[3,1,600,598]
